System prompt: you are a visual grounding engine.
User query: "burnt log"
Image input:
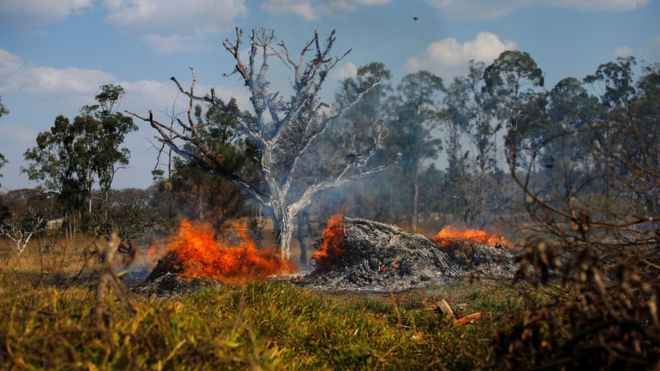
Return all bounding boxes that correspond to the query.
[135,251,220,298]
[145,251,184,282]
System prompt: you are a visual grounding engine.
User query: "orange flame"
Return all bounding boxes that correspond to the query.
[433,226,513,249]
[163,219,292,283]
[313,213,347,271]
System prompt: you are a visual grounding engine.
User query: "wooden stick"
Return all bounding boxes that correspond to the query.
[454,312,482,326]
[437,299,455,318]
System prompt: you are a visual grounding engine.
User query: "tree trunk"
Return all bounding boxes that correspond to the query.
[412,167,419,232]
[103,189,109,221]
[272,205,295,260]
[297,212,309,267]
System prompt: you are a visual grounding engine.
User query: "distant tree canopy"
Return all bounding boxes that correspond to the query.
[0,95,8,185]
[0,96,9,224]
[385,71,444,231]
[23,84,136,225]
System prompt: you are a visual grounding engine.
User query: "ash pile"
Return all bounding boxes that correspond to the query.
[296,217,518,292]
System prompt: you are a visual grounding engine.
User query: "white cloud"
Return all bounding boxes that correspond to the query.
[103,0,247,53]
[333,62,358,81]
[262,0,315,19]
[141,34,212,54]
[0,50,251,190]
[0,0,92,28]
[426,0,649,19]
[0,48,249,111]
[405,32,517,80]
[0,49,113,102]
[614,45,634,58]
[261,0,390,20]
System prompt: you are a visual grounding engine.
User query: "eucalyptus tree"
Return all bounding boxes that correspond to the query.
[24,114,94,214]
[129,29,388,258]
[330,62,392,219]
[385,71,444,231]
[23,85,135,222]
[82,84,137,217]
[0,96,8,187]
[0,96,9,223]
[544,77,601,200]
[484,50,546,159]
[443,61,502,223]
[584,57,659,217]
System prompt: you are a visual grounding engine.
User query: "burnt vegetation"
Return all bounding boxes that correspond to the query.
[0,28,658,369]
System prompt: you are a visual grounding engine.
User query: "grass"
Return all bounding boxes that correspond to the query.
[0,238,531,370]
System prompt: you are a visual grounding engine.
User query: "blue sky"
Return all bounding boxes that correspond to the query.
[0,0,658,191]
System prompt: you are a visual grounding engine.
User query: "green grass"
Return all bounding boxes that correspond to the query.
[0,239,530,370]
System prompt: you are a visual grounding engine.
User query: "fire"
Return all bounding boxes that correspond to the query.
[313,213,348,271]
[433,226,513,249]
[163,219,291,283]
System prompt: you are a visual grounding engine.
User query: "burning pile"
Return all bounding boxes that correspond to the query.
[141,219,291,293]
[434,226,513,249]
[433,226,518,280]
[312,213,348,271]
[141,215,518,294]
[297,216,519,291]
[301,216,461,291]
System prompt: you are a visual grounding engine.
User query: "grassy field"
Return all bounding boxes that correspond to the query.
[0,238,533,370]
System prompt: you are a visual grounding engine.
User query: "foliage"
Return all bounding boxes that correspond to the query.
[485,50,546,155]
[441,61,504,223]
[385,70,444,229]
[23,114,95,212]
[493,57,660,369]
[0,95,8,117]
[0,96,8,213]
[23,85,135,220]
[162,103,260,231]
[83,85,138,214]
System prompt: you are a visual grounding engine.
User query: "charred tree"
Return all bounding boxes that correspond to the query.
[129,28,386,258]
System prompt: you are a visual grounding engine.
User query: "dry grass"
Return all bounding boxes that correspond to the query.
[0,237,530,370]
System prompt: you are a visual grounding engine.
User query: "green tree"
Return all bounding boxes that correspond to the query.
[0,96,8,187]
[23,85,136,228]
[584,58,659,217]
[0,96,9,223]
[543,77,601,201]
[23,115,96,214]
[82,84,137,218]
[484,50,546,169]
[165,102,259,231]
[385,70,444,231]
[331,62,392,219]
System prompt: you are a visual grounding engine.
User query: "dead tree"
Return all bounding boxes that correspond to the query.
[129,28,387,258]
[0,216,45,256]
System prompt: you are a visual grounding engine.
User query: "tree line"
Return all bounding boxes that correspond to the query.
[0,29,657,262]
